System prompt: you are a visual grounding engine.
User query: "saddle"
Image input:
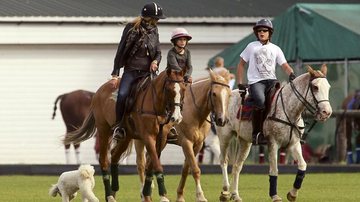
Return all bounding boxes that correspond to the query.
[237,81,281,120]
[124,75,152,113]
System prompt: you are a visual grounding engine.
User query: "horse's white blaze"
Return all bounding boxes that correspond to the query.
[313,78,332,121]
[172,82,182,123]
[220,88,229,118]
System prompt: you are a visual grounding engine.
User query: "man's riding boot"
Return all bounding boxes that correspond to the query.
[252,109,267,145]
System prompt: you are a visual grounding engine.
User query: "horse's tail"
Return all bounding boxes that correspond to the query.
[48,184,59,197]
[63,110,96,145]
[52,93,65,120]
[120,139,134,163]
[227,134,242,164]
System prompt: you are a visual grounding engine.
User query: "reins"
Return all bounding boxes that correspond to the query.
[268,74,329,146]
[139,72,184,158]
[189,80,230,124]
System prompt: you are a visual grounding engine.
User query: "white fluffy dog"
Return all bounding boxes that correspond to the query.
[49,164,99,202]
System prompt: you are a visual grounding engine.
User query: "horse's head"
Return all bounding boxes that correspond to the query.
[164,68,186,124]
[306,64,332,121]
[208,68,232,126]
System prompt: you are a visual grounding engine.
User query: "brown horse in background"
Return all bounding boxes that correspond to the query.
[338,90,360,164]
[52,89,95,164]
[136,68,232,202]
[64,69,186,202]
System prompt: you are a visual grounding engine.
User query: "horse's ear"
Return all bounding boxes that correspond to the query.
[306,65,315,76]
[320,64,327,76]
[208,68,216,80]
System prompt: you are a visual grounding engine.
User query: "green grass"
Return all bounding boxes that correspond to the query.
[0,173,359,201]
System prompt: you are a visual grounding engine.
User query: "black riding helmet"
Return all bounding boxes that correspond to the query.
[141,2,166,19]
[253,18,273,38]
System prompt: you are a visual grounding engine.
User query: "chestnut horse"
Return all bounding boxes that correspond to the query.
[52,89,95,164]
[217,65,332,202]
[135,68,232,202]
[64,69,186,202]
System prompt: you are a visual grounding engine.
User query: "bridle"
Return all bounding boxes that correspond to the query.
[190,80,230,123]
[140,72,184,124]
[269,75,330,145]
[289,76,329,116]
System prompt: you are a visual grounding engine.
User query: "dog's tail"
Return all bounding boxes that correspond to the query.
[49,184,59,197]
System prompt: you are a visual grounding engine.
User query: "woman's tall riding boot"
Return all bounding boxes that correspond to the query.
[252,109,267,145]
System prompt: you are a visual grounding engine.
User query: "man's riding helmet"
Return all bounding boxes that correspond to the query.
[253,18,274,38]
[171,28,192,44]
[141,2,166,19]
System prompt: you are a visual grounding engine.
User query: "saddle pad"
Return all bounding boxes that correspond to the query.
[236,97,254,120]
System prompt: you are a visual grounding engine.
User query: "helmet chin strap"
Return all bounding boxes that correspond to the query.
[175,44,185,53]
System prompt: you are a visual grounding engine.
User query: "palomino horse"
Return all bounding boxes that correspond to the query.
[217,65,332,202]
[338,90,360,164]
[64,68,186,202]
[52,89,95,164]
[136,68,232,202]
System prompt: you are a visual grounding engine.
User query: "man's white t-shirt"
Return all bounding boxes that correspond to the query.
[240,41,287,84]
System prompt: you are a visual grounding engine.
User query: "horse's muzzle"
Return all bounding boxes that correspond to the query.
[215,117,227,127]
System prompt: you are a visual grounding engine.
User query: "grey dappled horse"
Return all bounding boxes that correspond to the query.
[217,65,332,202]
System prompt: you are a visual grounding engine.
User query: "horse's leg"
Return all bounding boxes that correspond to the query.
[74,143,81,164]
[229,140,252,202]
[176,158,190,202]
[193,141,208,202]
[96,127,115,202]
[259,145,265,164]
[135,140,147,200]
[218,130,232,201]
[287,141,307,201]
[142,135,168,202]
[110,138,132,200]
[345,119,354,164]
[181,138,207,202]
[356,134,360,164]
[268,141,282,202]
[64,144,71,164]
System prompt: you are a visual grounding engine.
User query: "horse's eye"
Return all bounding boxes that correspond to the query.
[212,92,216,97]
[312,85,319,91]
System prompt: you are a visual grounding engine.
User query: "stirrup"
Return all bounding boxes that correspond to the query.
[252,132,267,145]
[113,126,126,140]
[167,127,178,144]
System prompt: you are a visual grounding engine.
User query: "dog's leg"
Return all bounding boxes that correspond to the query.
[80,182,99,202]
[61,193,70,202]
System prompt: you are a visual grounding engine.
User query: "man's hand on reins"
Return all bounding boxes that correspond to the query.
[289,72,296,82]
[238,83,247,102]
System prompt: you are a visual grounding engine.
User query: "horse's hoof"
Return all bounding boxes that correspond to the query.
[271,195,282,202]
[107,195,117,202]
[230,193,242,202]
[176,195,185,202]
[143,196,152,202]
[219,191,231,202]
[196,191,208,202]
[160,196,170,202]
[287,192,297,201]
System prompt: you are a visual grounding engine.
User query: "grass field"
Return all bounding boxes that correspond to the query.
[0,173,359,202]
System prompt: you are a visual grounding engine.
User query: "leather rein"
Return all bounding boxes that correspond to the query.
[189,80,230,124]
[268,75,329,146]
[140,73,184,125]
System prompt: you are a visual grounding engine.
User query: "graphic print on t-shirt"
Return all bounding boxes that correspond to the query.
[255,46,275,77]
